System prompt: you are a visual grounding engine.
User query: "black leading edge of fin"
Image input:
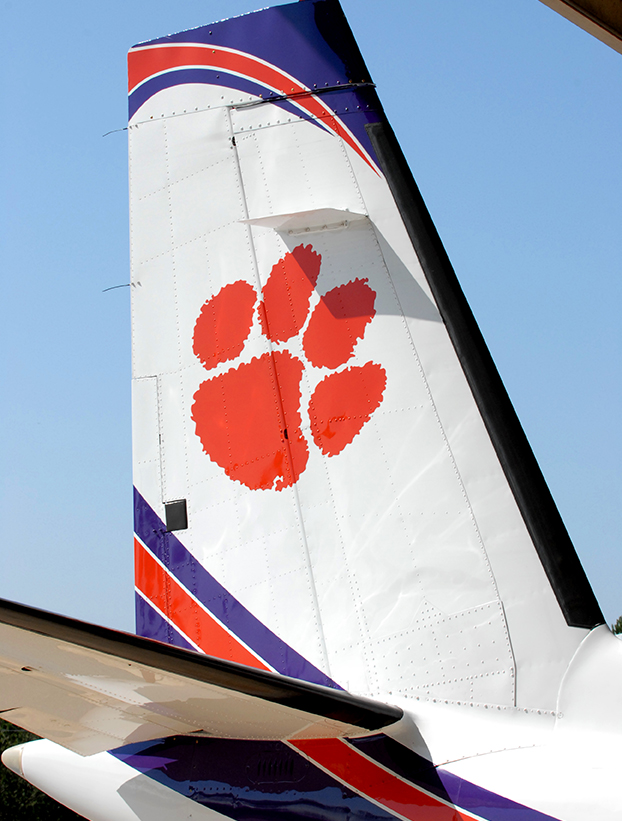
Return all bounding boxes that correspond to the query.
[365,119,604,630]
[0,597,402,731]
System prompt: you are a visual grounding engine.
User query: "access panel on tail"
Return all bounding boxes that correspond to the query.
[129,0,601,718]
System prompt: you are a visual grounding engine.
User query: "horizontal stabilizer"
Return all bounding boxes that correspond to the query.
[0,598,402,756]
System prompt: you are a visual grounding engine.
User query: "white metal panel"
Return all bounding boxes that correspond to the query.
[338,126,588,710]
[444,740,621,821]
[556,625,622,734]
[226,111,515,705]
[374,600,514,704]
[231,106,367,219]
[405,305,582,709]
[132,377,162,516]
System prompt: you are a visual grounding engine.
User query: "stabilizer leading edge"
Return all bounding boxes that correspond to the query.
[0,597,401,755]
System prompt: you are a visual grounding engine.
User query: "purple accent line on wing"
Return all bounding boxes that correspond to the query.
[134,487,341,690]
[349,735,561,821]
[436,769,561,821]
[135,593,195,652]
[129,0,384,166]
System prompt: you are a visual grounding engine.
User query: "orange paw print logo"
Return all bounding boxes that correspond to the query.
[191,244,386,491]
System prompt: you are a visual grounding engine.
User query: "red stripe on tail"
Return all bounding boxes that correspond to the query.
[128,45,378,174]
[135,538,270,671]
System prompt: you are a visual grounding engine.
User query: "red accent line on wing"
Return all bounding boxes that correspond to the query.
[128,44,378,174]
[289,738,473,821]
[134,537,270,671]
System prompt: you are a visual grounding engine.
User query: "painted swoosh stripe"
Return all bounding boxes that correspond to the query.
[135,537,270,671]
[133,487,340,689]
[129,44,309,96]
[113,732,562,821]
[127,67,319,128]
[127,43,379,174]
[113,736,411,821]
[290,737,475,821]
[134,590,196,651]
[349,735,561,821]
[295,736,561,821]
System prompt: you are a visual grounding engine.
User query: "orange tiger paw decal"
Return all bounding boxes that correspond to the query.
[192,244,386,491]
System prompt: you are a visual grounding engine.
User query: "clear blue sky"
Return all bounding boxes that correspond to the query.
[1,0,620,631]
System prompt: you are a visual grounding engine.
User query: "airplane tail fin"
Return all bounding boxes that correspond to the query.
[128,0,602,714]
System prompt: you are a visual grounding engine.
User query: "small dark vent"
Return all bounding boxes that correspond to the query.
[165,499,188,532]
[246,751,308,785]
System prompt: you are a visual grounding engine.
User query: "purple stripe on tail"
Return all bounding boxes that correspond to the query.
[129,0,384,165]
[349,735,560,821]
[135,593,196,652]
[134,487,341,689]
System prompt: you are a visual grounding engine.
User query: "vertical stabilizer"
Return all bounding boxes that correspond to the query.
[129,0,602,714]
